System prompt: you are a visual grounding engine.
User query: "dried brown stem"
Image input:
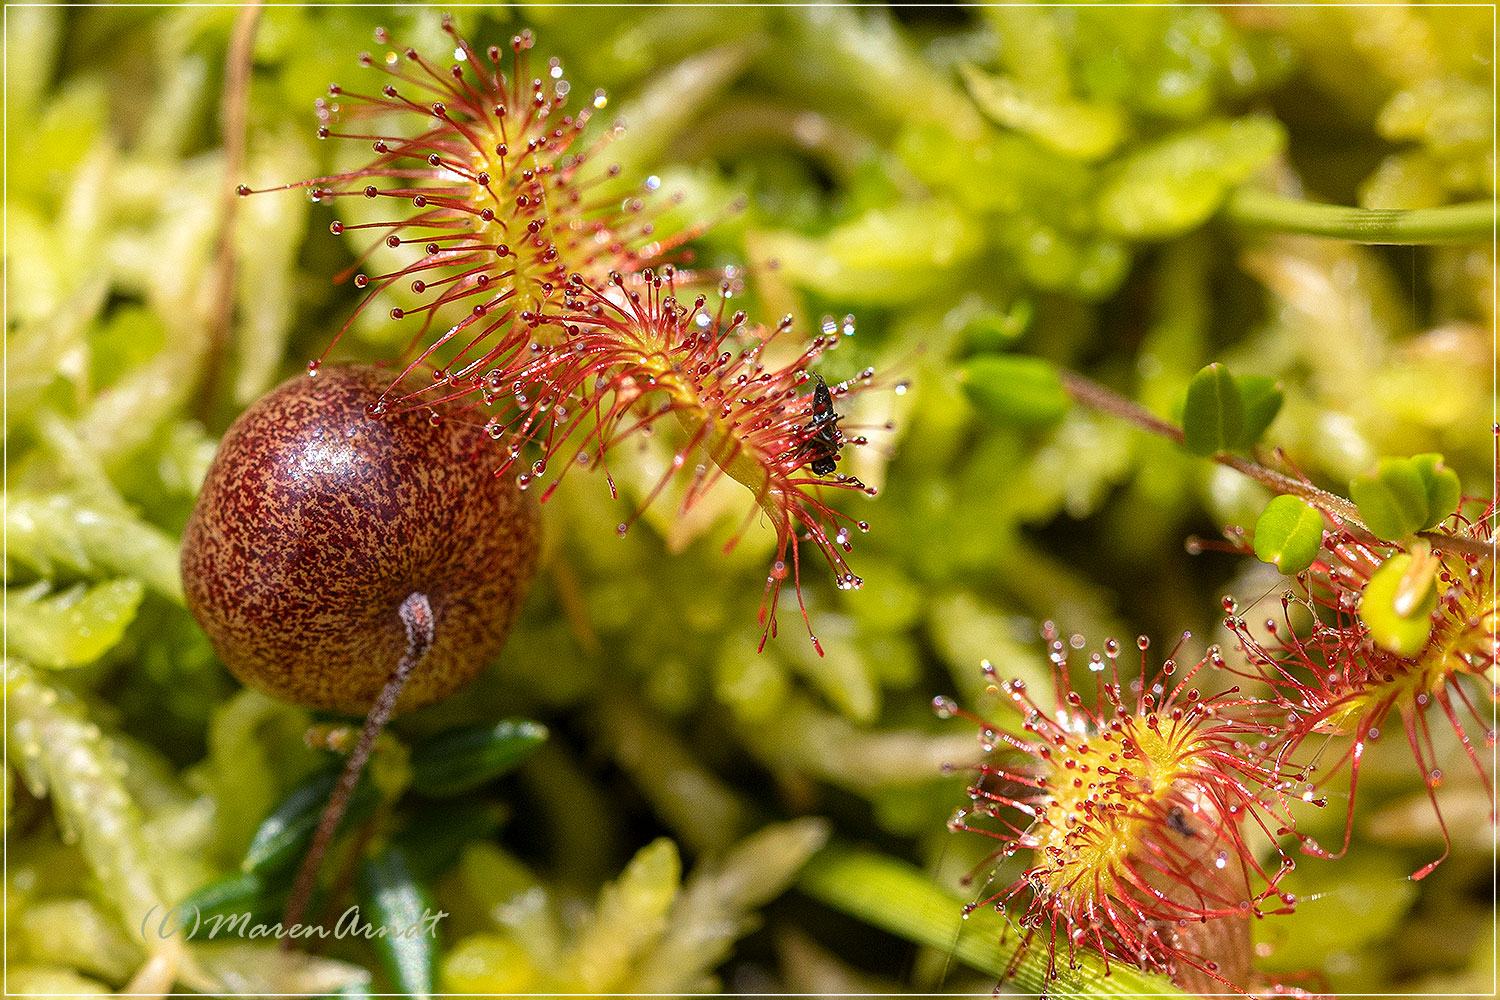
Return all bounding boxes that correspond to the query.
[1058,369,1494,563]
[279,592,434,944]
[197,0,261,419]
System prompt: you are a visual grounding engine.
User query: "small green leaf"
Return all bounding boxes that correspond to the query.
[177,871,286,930]
[1351,458,1435,541]
[960,355,1069,428]
[358,847,438,1000]
[1253,496,1324,575]
[1181,363,1243,456]
[1408,453,1461,530]
[5,579,144,668]
[959,64,1126,161]
[959,300,1033,354]
[409,720,547,797]
[1234,374,1284,449]
[1358,554,1437,656]
[242,766,381,876]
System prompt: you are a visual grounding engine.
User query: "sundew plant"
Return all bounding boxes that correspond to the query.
[3,5,1495,999]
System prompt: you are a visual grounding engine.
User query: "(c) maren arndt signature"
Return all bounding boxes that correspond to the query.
[141,903,448,942]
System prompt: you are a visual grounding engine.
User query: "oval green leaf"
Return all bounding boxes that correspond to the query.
[1234,374,1284,449]
[1350,457,1431,541]
[960,355,1070,428]
[242,766,381,875]
[1253,495,1324,575]
[1409,453,1461,530]
[176,871,284,929]
[1181,362,1243,456]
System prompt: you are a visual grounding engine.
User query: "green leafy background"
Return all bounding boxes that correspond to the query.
[5,5,1493,996]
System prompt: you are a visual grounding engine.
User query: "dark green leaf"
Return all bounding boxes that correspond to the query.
[394,800,508,883]
[409,719,548,797]
[177,871,284,930]
[242,766,381,876]
[1233,374,1283,449]
[960,355,1070,428]
[357,847,439,1000]
[1181,363,1243,456]
[1253,495,1324,575]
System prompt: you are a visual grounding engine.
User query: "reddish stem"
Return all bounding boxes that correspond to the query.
[198,0,262,418]
[1058,368,1493,563]
[279,591,434,943]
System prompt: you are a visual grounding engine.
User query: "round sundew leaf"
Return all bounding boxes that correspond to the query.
[1408,453,1462,530]
[1358,553,1437,656]
[1233,374,1284,449]
[960,354,1070,428]
[1181,362,1243,456]
[1253,495,1324,575]
[1350,457,1431,541]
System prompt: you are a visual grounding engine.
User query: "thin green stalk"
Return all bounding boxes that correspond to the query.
[1224,189,1495,245]
[797,847,1184,998]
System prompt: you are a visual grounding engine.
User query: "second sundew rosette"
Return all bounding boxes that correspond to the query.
[935,626,1311,995]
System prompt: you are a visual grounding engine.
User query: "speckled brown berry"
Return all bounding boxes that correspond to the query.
[181,365,540,715]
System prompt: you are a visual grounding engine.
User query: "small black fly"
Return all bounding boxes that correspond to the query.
[802,375,844,476]
[1165,805,1199,840]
